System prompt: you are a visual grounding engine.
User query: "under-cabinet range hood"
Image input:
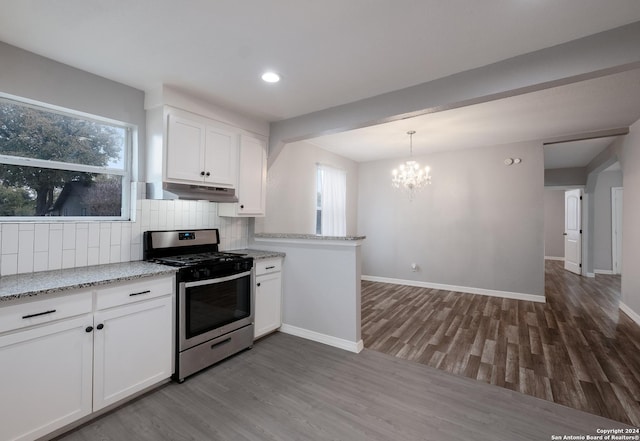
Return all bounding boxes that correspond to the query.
[146,182,238,202]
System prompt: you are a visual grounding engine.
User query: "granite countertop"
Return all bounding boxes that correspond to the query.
[0,261,177,302]
[254,233,366,241]
[227,249,286,260]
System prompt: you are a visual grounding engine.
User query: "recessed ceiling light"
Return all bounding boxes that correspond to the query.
[261,71,280,83]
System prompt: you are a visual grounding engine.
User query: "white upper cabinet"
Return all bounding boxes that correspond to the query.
[166,115,206,183]
[219,134,267,217]
[165,110,237,188]
[204,124,237,187]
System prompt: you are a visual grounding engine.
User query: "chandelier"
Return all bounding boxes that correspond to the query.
[391,130,431,200]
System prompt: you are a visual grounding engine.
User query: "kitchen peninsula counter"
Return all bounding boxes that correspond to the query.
[227,249,286,260]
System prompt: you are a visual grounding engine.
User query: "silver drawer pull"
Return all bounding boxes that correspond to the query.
[265,266,275,270]
[129,290,151,297]
[22,309,56,319]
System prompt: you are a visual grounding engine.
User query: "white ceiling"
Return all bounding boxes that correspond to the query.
[543,138,617,170]
[307,68,640,166]
[2,1,640,121]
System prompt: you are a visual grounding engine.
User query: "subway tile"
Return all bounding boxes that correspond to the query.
[131,221,142,244]
[130,243,142,261]
[174,208,183,227]
[63,223,76,250]
[34,224,50,252]
[150,208,159,229]
[110,245,121,263]
[1,224,19,254]
[140,206,151,228]
[88,223,100,247]
[17,228,35,274]
[18,228,35,255]
[62,249,75,269]
[87,247,99,266]
[110,222,122,245]
[33,252,48,272]
[1,254,18,276]
[120,241,131,262]
[99,224,111,265]
[121,223,132,248]
[17,253,33,274]
[75,227,89,267]
[48,228,63,270]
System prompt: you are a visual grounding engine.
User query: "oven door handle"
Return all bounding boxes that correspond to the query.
[183,270,252,288]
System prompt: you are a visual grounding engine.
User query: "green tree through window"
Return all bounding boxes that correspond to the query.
[0,97,129,217]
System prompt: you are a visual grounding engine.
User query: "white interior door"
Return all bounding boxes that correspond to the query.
[612,187,623,275]
[564,189,582,275]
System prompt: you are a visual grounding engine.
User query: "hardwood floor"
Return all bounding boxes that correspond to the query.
[56,332,633,441]
[362,260,640,426]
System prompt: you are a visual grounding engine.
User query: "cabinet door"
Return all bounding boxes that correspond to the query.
[166,114,206,183]
[254,271,282,339]
[93,295,173,411]
[204,125,237,187]
[0,315,93,441]
[237,135,267,215]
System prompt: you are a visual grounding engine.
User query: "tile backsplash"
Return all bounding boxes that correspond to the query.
[0,184,248,277]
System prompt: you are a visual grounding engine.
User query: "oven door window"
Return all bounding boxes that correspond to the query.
[185,275,251,339]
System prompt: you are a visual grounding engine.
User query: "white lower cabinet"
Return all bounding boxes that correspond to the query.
[0,274,174,441]
[0,314,93,441]
[93,295,173,411]
[254,258,283,339]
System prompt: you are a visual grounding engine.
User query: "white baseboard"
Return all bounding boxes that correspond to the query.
[594,269,614,275]
[620,302,640,326]
[279,324,364,353]
[544,256,565,261]
[586,272,595,278]
[361,275,545,303]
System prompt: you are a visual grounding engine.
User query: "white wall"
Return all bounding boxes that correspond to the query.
[593,170,623,271]
[255,140,358,235]
[358,141,545,297]
[621,120,640,315]
[544,189,565,259]
[0,41,146,179]
[250,238,363,351]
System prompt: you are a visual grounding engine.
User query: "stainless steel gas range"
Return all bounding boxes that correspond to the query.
[143,229,254,382]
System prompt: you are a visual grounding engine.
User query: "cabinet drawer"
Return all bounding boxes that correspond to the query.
[255,258,281,276]
[0,291,92,334]
[96,276,174,310]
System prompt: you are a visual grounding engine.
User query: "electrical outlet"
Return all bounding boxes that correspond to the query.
[411,263,418,272]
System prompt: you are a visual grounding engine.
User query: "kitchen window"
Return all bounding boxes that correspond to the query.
[0,95,132,219]
[315,164,346,236]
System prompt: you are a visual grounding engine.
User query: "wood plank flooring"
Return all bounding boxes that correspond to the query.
[362,260,640,426]
[56,332,633,441]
